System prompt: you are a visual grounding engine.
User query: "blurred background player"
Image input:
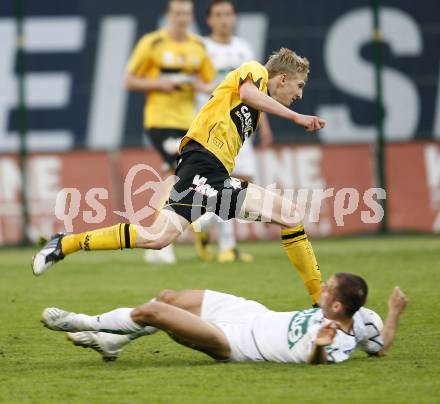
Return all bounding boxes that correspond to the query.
[193,0,274,263]
[125,0,215,264]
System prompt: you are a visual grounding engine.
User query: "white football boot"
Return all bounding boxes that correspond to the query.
[41,308,81,332]
[143,243,176,264]
[32,233,66,276]
[66,332,125,362]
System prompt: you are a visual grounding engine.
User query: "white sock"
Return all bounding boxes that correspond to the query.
[72,308,142,334]
[128,326,159,341]
[112,299,159,343]
[97,325,159,349]
[95,305,159,347]
[217,220,236,253]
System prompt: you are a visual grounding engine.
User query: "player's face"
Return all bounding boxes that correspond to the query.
[319,276,341,317]
[167,1,193,32]
[271,73,307,107]
[207,2,236,37]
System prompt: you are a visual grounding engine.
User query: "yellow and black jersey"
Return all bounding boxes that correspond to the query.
[127,29,215,130]
[180,60,268,174]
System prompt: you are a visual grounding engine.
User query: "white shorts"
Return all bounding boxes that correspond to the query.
[201,290,269,362]
[233,139,257,179]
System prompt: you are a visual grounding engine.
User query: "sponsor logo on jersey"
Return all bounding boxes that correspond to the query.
[287,308,319,349]
[213,136,224,149]
[230,104,259,143]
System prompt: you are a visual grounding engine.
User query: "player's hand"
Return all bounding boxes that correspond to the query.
[388,287,408,315]
[156,79,177,93]
[315,322,337,346]
[294,114,326,132]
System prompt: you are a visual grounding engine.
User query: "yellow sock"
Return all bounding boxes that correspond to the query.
[281,225,321,305]
[61,224,137,256]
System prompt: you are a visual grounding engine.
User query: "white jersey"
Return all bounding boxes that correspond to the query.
[252,307,384,364]
[196,36,254,110]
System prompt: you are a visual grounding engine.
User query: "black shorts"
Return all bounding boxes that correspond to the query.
[146,128,187,171]
[164,141,249,223]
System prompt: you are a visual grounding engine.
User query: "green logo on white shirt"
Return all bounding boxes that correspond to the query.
[287,308,319,349]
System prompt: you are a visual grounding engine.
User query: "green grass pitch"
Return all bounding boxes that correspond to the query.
[1,236,439,403]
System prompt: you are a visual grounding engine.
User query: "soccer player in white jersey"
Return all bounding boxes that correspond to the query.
[41,273,408,364]
[193,0,274,263]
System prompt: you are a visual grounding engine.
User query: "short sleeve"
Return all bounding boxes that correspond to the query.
[354,308,384,355]
[316,328,356,364]
[238,61,267,91]
[126,35,154,76]
[325,345,351,364]
[356,325,384,355]
[357,336,384,355]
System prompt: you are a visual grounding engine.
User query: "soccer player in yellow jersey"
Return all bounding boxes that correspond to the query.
[33,48,326,306]
[193,0,274,264]
[125,0,215,263]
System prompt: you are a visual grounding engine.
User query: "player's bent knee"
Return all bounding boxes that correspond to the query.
[156,289,177,304]
[131,305,148,324]
[280,218,301,229]
[131,302,164,325]
[149,238,171,250]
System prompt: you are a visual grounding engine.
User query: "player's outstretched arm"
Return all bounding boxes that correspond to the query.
[239,79,325,132]
[378,287,408,356]
[307,322,336,364]
[124,73,177,93]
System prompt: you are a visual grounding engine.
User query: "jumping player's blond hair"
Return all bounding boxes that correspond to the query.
[265,48,309,79]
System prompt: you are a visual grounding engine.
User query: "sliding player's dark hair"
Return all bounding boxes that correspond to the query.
[334,272,368,317]
[207,0,236,16]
